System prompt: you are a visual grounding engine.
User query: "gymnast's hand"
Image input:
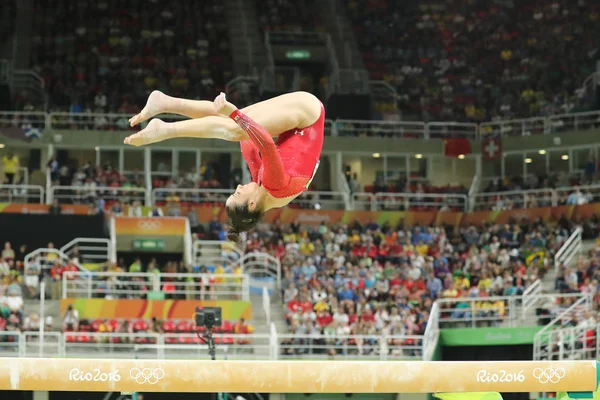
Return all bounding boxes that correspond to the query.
[123,119,174,147]
[213,92,238,117]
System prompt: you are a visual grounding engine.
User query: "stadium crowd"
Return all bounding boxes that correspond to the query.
[347,0,600,122]
[26,0,231,113]
[252,217,570,356]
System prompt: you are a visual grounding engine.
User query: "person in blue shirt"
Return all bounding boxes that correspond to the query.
[301,260,317,280]
[338,282,355,302]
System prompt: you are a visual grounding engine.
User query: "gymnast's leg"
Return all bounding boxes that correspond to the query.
[124,92,321,147]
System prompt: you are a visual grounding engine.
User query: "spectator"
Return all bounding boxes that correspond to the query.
[1,152,19,184]
[62,305,80,331]
[48,199,62,215]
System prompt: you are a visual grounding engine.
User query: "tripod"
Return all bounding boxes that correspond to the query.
[197,327,217,361]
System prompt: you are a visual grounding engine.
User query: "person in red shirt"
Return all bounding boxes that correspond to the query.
[316,310,332,328]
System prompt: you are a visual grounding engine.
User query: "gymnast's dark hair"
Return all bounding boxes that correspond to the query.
[226,203,263,242]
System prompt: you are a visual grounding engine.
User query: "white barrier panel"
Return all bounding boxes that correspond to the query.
[63,271,250,301]
[4,108,600,138]
[0,184,44,204]
[0,358,596,392]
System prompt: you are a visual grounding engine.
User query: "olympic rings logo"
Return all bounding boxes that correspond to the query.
[532,368,566,384]
[129,368,165,384]
[137,220,161,230]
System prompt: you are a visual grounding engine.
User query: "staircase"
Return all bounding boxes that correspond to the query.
[322,0,365,70]
[12,0,34,69]
[224,0,267,76]
[249,290,287,358]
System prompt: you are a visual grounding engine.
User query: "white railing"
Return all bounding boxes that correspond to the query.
[428,122,478,139]
[351,192,468,212]
[278,333,423,360]
[0,110,46,128]
[0,332,20,357]
[331,119,427,138]
[533,294,594,360]
[192,240,243,267]
[352,192,377,211]
[473,188,557,211]
[21,331,63,358]
[0,166,29,186]
[555,227,583,272]
[62,271,250,301]
[534,324,600,361]
[262,286,271,327]
[467,175,479,212]
[422,301,440,361]
[152,187,349,210]
[2,108,599,139]
[235,252,282,290]
[521,293,590,325]
[49,185,147,206]
[1,331,427,360]
[0,184,44,203]
[24,247,88,277]
[521,280,542,319]
[60,237,113,265]
[435,296,518,328]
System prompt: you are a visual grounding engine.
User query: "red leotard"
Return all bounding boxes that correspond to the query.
[230,103,325,199]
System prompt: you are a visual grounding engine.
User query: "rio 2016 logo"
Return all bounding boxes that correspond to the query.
[69,368,121,382]
[476,370,525,383]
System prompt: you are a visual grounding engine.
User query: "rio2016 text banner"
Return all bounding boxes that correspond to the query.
[0,359,597,393]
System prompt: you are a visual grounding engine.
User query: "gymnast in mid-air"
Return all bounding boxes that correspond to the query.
[125,91,325,241]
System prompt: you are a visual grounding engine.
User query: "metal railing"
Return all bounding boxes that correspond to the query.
[0,184,44,204]
[520,293,590,326]
[3,107,600,139]
[533,294,594,360]
[278,333,423,360]
[49,185,147,206]
[1,330,425,361]
[60,237,113,265]
[436,296,517,328]
[0,166,29,186]
[262,286,271,327]
[555,227,583,272]
[521,280,542,319]
[62,271,250,301]
[533,324,600,361]
[422,301,440,361]
[152,188,349,210]
[351,192,468,212]
[192,240,243,267]
[473,183,600,211]
[234,252,282,290]
[24,247,87,276]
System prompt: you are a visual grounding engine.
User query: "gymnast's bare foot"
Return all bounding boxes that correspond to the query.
[124,118,174,147]
[129,91,174,127]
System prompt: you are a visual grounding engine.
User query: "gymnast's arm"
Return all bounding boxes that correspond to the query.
[229,109,290,190]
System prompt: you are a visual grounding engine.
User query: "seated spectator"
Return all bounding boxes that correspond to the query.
[62,305,80,332]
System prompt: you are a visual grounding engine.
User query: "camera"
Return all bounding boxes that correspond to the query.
[194,306,222,329]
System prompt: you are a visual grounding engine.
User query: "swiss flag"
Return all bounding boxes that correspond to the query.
[444,138,471,157]
[482,137,502,161]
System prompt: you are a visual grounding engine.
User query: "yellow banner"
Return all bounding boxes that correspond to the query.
[0,359,596,393]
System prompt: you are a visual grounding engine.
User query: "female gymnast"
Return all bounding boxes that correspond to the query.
[125,91,325,241]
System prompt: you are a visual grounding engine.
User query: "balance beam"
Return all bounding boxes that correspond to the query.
[0,359,597,394]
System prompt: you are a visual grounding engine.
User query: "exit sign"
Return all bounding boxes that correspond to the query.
[286,50,311,60]
[133,239,165,251]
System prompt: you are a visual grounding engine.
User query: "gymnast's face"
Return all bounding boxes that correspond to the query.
[226,182,260,210]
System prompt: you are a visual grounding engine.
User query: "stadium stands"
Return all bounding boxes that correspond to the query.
[346,0,600,121]
[29,0,232,112]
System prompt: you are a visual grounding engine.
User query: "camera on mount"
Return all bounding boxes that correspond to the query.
[194,306,222,330]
